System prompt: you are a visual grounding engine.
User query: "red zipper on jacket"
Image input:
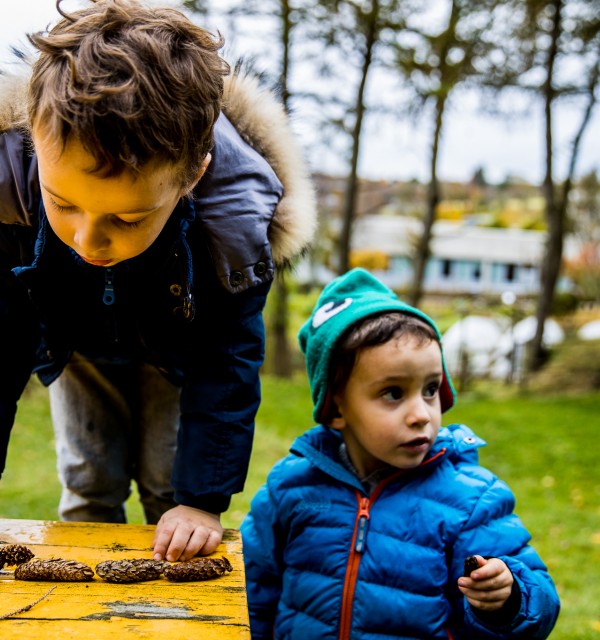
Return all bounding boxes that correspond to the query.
[337,448,447,640]
[338,491,371,640]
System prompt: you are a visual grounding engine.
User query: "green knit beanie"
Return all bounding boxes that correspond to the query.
[298,268,456,423]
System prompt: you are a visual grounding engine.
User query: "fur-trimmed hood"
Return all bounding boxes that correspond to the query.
[0,69,316,266]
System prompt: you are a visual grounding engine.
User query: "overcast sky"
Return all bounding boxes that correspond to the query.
[2,0,598,185]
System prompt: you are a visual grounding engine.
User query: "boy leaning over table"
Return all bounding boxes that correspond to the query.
[0,0,315,562]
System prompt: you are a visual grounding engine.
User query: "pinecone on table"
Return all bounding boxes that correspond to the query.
[15,558,94,582]
[163,556,233,582]
[0,544,35,568]
[95,559,167,583]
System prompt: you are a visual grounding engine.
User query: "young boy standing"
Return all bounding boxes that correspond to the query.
[242,268,560,639]
[0,0,315,561]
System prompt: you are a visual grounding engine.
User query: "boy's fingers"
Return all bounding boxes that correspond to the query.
[153,521,177,560]
[162,525,223,562]
[179,527,223,560]
[465,593,509,611]
[164,524,199,562]
[201,528,223,555]
[459,582,512,611]
[178,527,212,561]
[458,574,509,592]
[151,507,224,561]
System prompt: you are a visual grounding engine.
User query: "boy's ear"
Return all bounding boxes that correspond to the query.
[328,399,345,431]
[186,153,212,193]
[328,415,345,431]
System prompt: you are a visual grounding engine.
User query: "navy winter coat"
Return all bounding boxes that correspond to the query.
[0,74,315,514]
[242,424,560,639]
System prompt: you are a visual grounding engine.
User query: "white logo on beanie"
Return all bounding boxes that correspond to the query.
[312,298,353,328]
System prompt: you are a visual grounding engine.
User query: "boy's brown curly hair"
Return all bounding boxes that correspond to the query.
[28,0,229,187]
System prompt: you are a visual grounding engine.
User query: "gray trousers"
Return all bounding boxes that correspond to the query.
[49,354,180,524]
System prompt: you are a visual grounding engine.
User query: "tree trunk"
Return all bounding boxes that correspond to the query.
[268,0,293,378]
[407,0,459,307]
[408,94,445,307]
[270,270,293,377]
[338,1,379,274]
[530,0,562,371]
[531,35,599,372]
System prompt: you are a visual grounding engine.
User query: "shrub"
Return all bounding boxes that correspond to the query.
[529,338,600,393]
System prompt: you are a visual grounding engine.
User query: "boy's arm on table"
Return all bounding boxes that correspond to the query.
[451,474,560,639]
[153,280,271,561]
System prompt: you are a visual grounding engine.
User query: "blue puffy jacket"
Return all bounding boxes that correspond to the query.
[0,72,316,513]
[242,424,560,639]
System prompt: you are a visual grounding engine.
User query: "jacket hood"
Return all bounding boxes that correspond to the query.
[0,67,317,266]
[222,72,316,266]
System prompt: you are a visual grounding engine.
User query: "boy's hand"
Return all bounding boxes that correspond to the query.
[457,555,514,611]
[152,506,223,562]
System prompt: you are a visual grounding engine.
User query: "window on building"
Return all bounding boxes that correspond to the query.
[506,263,516,282]
[442,259,452,278]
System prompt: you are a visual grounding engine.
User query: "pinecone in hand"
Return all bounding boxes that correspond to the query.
[15,558,94,582]
[163,556,233,582]
[0,544,35,568]
[95,559,167,583]
[463,556,480,577]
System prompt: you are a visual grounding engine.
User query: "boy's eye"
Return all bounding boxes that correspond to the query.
[112,217,143,230]
[48,196,74,213]
[382,387,403,401]
[47,194,144,229]
[424,381,441,398]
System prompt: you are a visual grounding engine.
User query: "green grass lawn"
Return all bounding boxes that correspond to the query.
[1,375,598,639]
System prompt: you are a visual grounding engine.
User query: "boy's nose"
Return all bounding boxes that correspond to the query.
[74,218,109,255]
[406,396,431,427]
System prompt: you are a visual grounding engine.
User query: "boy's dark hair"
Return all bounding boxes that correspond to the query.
[327,312,440,422]
[28,0,229,186]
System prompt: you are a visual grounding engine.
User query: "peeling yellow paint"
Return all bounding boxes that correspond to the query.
[0,518,249,638]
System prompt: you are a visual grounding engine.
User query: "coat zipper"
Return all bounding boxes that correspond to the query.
[337,448,448,640]
[102,267,119,343]
[338,492,370,640]
[103,268,115,305]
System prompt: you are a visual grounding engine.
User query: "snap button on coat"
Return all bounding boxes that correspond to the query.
[229,271,244,287]
[254,261,267,276]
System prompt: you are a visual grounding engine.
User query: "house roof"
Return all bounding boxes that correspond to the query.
[352,215,577,265]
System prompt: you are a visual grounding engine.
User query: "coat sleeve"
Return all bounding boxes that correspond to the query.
[241,478,284,639]
[171,279,271,514]
[0,268,39,477]
[0,129,42,477]
[450,472,560,639]
[170,107,284,513]
[193,113,283,293]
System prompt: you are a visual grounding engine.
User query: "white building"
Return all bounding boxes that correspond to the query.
[350,215,576,296]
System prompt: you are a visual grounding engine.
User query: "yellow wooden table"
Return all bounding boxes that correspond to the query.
[0,518,250,639]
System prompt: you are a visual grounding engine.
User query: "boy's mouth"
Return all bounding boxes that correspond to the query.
[81,256,112,267]
[401,437,430,449]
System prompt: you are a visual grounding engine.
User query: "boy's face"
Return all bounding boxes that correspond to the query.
[331,335,443,478]
[33,127,209,266]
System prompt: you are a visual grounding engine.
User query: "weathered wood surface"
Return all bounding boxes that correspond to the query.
[0,518,250,638]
